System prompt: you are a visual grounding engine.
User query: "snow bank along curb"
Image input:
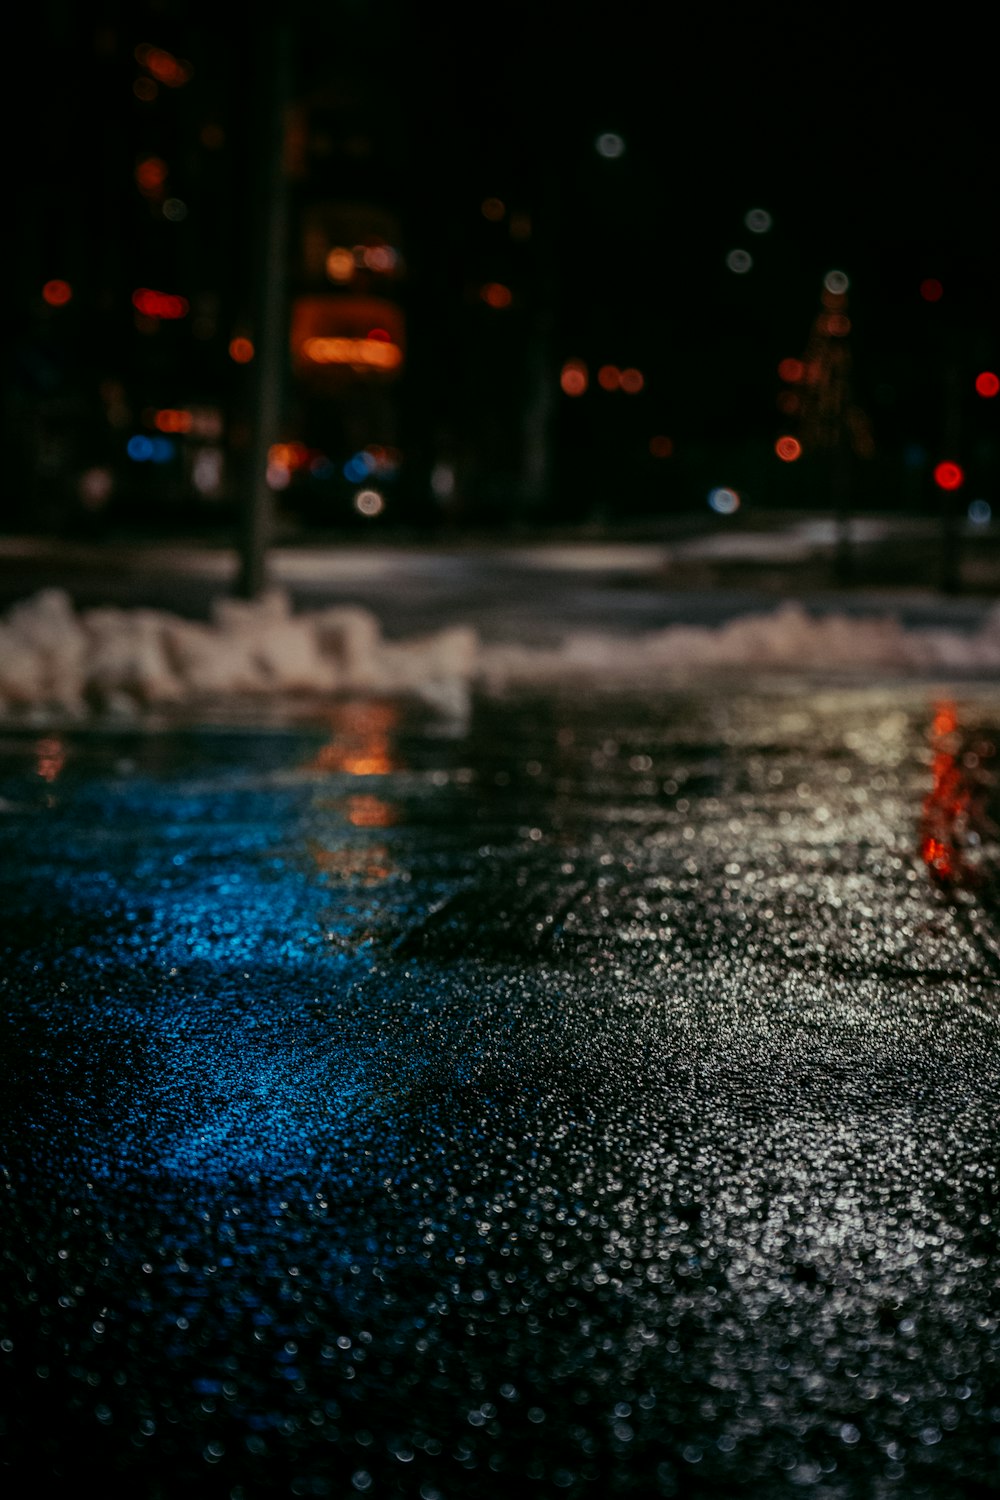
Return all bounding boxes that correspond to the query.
[2,588,1000,720]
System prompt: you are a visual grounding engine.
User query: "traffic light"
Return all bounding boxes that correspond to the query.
[933,461,964,491]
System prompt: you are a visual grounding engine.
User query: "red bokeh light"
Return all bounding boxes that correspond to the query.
[975,371,1000,398]
[933,461,964,491]
[135,157,167,193]
[560,359,588,397]
[920,278,944,302]
[777,358,804,383]
[42,279,72,307]
[480,282,512,309]
[229,337,255,363]
[132,287,189,319]
[619,367,644,394]
[649,435,673,458]
[775,436,802,462]
[597,365,621,391]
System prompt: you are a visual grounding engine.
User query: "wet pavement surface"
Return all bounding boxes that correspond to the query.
[2,679,1000,1498]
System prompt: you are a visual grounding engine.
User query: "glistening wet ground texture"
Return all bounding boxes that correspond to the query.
[2,680,999,1499]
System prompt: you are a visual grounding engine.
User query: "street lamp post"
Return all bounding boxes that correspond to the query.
[236,22,293,600]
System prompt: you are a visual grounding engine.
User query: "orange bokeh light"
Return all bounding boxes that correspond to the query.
[560,359,588,396]
[325,247,355,283]
[597,365,621,391]
[480,282,512,309]
[229,337,255,363]
[975,371,1000,398]
[136,43,192,87]
[649,435,673,458]
[268,441,310,471]
[42,279,72,307]
[136,157,167,192]
[301,336,402,370]
[154,408,193,433]
[775,436,802,462]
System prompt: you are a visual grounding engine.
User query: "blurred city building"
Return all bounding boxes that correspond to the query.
[6,3,1000,542]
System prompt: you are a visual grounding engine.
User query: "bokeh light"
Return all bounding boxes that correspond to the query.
[135,43,193,87]
[934,461,964,491]
[726,249,752,273]
[301,336,402,369]
[154,408,193,433]
[132,288,189,319]
[708,486,740,514]
[481,197,505,221]
[560,359,588,396]
[229,337,254,363]
[480,282,512,309]
[968,499,992,525]
[135,157,167,193]
[649,435,673,458]
[362,244,397,273]
[920,278,944,302]
[354,488,385,517]
[745,208,772,233]
[325,247,355,283]
[975,371,999,398]
[619,367,644,394]
[823,269,849,294]
[597,365,621,391]
[778,358,804,383]
[42,279,72,307]
[595,132,625,158]
[775,436,802,462]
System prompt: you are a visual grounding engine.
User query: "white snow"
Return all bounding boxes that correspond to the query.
[2,587,1000,722]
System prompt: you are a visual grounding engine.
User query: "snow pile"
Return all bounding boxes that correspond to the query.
[2,589,1000,720]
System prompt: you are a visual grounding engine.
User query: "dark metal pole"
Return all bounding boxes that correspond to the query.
[236,22,293,600]
[939,354,963,595]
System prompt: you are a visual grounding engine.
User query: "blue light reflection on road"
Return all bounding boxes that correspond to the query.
[2,689,1000,1498]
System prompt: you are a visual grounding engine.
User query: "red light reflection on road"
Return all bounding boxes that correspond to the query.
[920,702,996,889]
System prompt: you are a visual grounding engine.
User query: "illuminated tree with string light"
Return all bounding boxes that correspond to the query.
[777,271,874,579]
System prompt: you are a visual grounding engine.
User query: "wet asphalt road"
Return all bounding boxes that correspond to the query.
[2,680,1000,1499]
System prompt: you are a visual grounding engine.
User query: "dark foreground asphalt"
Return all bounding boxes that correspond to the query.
[2,679,1000,1498]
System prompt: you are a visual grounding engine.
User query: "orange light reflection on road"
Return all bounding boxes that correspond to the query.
[305,701,403,777]
[308,842,395,886]
[36,738,65,783]
[344,794,400,828]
